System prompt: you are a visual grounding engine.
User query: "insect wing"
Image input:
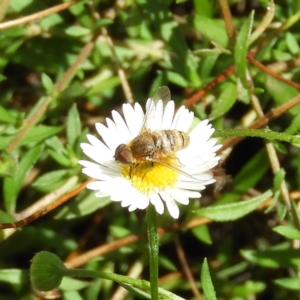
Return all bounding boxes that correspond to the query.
[151,156,198,180]
[143,86,171,131]
[152,86,171,102]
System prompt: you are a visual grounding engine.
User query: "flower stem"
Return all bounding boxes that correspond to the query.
[146,205,159,300]
[214,128,300,146]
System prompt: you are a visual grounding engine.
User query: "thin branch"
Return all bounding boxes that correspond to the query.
[0,179,93,229]
[174,233,203,300]
[248,54,300,90]
[183,65,235,108]
[249,0,275,45]
[220,93,300,151]
[217,0,235,47]
[0,1,77,30]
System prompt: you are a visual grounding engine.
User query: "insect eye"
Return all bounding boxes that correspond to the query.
[114,144,133,165]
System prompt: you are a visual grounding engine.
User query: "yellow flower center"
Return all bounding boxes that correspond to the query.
[121,158,179,195]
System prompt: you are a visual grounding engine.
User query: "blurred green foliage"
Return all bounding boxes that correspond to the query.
[1,0,300,299]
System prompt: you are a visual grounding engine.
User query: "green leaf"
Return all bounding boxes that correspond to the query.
[290,135,300,148]
[94,18,114,29]
[201,258,217,300]
[39,13,64,30]
[286,32,300,55]
[110,225,132,239]
[54,192,111,219]
[274,277,300,291]
[9,0,32,12]
[0,74,7,82]
[47,149,72,167]
[217,262,248,280]
[45,136,71,167]
[68,1,93,28]
[241,246,300,268]
[193,47,231,56]
[0,105,16,123]
[67,104,81,148]
[195,190,272,222]
[64,26,91,37]
[32,170,69,192]
[0,152,17,177]
[273,169,285,191]
[190,15,229,48]
[234,11,254,88]
[61,81,89,99]
[159,255,177,272]
[167,71,189,87]
[191,225,212,245]
[45,136,67,153]
[0,210,16,223]
[3,144,42,213]
[265,75,299,116]
[0,269,28,285]
[273,225,300,240]
[22,125,63,146]
[233,149,269,193]
[41,73,54,93]
[210,82,237,119]
[60,277,91,291]
[62,290,83,300]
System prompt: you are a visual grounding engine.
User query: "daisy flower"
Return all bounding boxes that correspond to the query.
[79,88,221,219]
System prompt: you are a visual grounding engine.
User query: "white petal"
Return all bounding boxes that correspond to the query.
[112,110,131,141]
[145,99,155,129]
[106,118,126,146]
[95,122,119,152]
[150,193,164,215]
[170,106,184,129]
[81,166,116,180]
[137,194,150,209]
[153,100,164,130]
[165,198,180,219]
[165,188,197,204]
[161,101,175,129]
[189,120,214,144]
[126,187,149,210]
[146,99,164,130]
[86,135,112,158]
[111,183,132,202]
[95,191,111,197]
[87,181,105,190]
[123,103,141,138]
[101,179,122,191]
[176,180,208,191]
[172,107,194,132]
[158,191,179,218]
[128,204,137,211]
[80,143,117,170]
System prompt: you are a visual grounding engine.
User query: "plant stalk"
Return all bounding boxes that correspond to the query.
[146,205,159,300]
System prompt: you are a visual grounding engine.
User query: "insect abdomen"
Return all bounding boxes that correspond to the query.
[153,130,190,153]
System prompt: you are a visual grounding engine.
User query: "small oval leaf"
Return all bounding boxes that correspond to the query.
[210,82,237,119]
[195,190,272,221]
[273,225,300,240]
[201,258,217,300]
